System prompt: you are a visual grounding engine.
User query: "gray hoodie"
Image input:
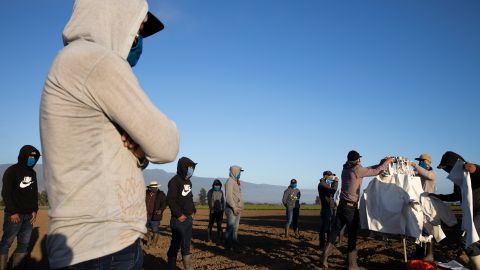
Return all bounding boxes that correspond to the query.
[225,166,244,214]
[40,0,179,267]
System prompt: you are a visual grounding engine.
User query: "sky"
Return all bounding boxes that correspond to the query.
[0,0,479,194]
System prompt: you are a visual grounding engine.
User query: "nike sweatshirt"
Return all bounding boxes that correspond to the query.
[1,145,40,214]
[40,0,179,267]
[167,157,197,218]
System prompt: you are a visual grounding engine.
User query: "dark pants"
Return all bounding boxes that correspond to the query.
[208,211,223,232]
[466,212,480,256]
[59,239,143,270]
[167,216,192,257]
[320,206,335,247]
[285,207,299,230]
[146,218,160,234]
[0,212,33,254]
[327,200,359,252]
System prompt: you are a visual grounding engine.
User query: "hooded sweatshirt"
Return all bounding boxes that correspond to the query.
[207,179,225,213]
[1,145,40,214]
[340,161,389,203]
[40,0,179,267]
[225,166,244,214]
[167,157,197,218]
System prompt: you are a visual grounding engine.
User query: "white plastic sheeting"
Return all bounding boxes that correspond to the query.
[359,157,457,241]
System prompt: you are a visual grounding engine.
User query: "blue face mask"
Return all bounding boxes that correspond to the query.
[419,161,428,170]
[186,166,194,179]
[127,35,143,67]
[27,156,36,167]
[290,184,297,189]
[236,173,241,180]
[213,185,221,191]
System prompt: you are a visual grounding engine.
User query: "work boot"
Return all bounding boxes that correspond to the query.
[321,243,333,268]
[167,256,176,270]
[471,254,480,270]
[12,252,27,269]
[284,227,289,238]
[424,242,434,262]
[207,227,212,242]
[347,249,366,270]
[182,254,193,270]
[294,228,300,238]
[0,254,8,270]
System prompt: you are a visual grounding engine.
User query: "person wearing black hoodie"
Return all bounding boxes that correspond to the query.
[166,157,197,270]
[207,179,225,242]
[0,145,40,270]
[430,151,480,270]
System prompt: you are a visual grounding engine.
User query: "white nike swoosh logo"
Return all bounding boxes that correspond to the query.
[181,189,191,196]
[19,181,33,188]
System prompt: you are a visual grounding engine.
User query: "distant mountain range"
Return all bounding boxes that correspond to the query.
[0,164,318,204]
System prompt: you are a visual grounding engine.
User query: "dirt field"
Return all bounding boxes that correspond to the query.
[0,209,470,269]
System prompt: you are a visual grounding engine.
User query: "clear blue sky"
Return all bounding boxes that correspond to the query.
[1,1,479,194]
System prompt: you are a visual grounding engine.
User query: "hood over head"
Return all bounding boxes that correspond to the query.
[18,145,41,167]
[62,0,162,61]
[229,166,243,179]
[176,156,197,179]
[438,151,465,172]
[212,179,222,188]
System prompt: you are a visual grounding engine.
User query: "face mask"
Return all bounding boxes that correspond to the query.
[127,35,143,67]
[236,173,241,180]
[148,187,157,192]
[290,184,297,188]
[186,166,194,179]
[214,185,221,191]
[419,161,428,170]
[27,156,36,167]
[326,179,334,186]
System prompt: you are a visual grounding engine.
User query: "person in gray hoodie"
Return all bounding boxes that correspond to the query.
[282,179,301,238]
[224,166,244,251]
[40,0,179,268]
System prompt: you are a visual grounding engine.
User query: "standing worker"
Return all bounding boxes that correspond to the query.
[429,151,480,270]
[410,153,437,261]
[282,179,301,238]
[318,171,339,249]
[224,166,244,251]
[207,179,225,243]
[145,181,167,248]
[0,145,40,270]
[322,150,393,270]
[40,0,179,268]
[166,157,197,270]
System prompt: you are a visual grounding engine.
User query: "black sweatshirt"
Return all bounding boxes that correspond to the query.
[2,145,40,214]
[436,164,480,212]
[167,157,197,218]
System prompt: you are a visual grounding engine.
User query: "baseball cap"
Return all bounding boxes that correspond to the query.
[415,153,432,163]
[290,179,297,184]
[347,150,362,162]
[147,180,159,187]
[140,12,164,38]
[323,171,335,177]
[437,151,465,169]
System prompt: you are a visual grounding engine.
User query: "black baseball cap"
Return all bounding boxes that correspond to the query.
[323,171,335,177]
[347,150,362,161]
[140,12,165,38]
[437,151,465,169]
[290,179,297,184]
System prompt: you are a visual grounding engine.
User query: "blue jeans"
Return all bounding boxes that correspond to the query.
[225,207,241,246]
[146,218,160,234]
[0,212,33,254]
[60,239,143,270]
[167,216,192,257]
[285,207,299,230]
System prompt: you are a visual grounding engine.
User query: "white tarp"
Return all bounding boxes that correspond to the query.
[447,160,479,247]
[359,173,424,238]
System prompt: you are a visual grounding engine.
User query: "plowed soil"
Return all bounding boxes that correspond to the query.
[0,209,470,269]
